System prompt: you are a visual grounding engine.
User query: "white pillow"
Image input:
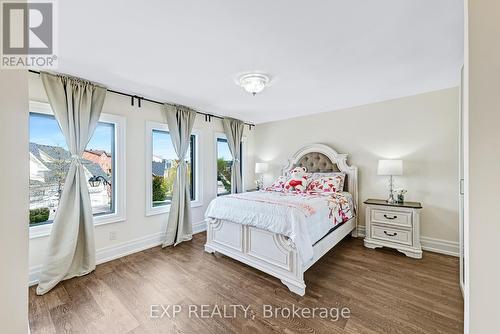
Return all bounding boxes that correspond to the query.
[265,176,289,192]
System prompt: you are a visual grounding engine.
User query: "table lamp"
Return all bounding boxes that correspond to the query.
[377,159,403,203]
[255,162,268,190]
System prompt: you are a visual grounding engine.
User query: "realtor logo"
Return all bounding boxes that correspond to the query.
[1,0,57,69]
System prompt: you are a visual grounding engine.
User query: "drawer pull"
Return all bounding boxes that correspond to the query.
[383,214,398,220]
[384,231,398,237]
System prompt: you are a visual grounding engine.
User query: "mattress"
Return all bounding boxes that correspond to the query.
[205,190,355,262]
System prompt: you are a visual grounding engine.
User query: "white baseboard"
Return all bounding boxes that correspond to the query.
[356,226,366,237]
[29,220,208,286]
[355,226,459,257]
[29,265,43,287]
[192,219,207,234]
[420,236,459,257]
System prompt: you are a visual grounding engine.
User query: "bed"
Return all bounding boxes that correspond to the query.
[204,144,359,296]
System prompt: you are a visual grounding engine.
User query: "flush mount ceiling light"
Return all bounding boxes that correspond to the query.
[236,73,271,96]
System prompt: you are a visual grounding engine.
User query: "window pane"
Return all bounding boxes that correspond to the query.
[85,122,115,216]
[151,130,194,207]
[217,138,232,195]
[29,112,115,227]
[29,113,69,226]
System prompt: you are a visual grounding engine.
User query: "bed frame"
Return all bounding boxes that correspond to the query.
[204,144,359,296]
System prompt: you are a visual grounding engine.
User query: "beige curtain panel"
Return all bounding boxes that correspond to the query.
[36,72,107,295]
[222,117,244,193]
[163,104,197,247]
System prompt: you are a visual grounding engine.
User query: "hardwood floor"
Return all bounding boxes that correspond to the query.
[29,234,463,334]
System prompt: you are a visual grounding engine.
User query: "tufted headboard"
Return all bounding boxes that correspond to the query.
[281,144,359,235]
[295,152,340,173]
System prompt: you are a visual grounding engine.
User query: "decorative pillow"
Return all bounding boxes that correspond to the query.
[306,173,345,193]
[310,172,342,179]
[265,176,289,192]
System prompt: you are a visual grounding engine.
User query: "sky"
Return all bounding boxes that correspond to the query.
[30,113,113,152]
[30,113,233,160]
[152,130,177,160]
[217,139,233,161]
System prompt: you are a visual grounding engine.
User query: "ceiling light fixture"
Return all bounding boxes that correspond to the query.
[236,73,271,96]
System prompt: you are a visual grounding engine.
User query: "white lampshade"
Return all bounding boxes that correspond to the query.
[255,162,268,174]
[377,160,403,176]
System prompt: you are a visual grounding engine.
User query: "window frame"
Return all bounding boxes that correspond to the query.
[145,121,202,216]
[214,132,246,196]
[29,101,126,239]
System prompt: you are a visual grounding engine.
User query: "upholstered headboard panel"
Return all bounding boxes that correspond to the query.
[282,144,358,233]
[295,152,340,173]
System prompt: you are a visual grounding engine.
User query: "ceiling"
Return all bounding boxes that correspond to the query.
[55,0,463,124]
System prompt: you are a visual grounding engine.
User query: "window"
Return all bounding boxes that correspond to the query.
[86,122,115,216]
[151,130,195,205]
[29,102,125,237]
[216,136,243,196]
[146,121,200,215]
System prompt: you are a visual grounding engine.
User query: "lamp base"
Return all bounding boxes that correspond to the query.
[386,196,396,204]
[386,175,396,204]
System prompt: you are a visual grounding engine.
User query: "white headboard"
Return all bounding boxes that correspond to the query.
[282,144,359,216]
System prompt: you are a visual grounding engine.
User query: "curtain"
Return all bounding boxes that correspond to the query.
[222,117,244,193]
[163,104,197,247]
[36,72,107,295]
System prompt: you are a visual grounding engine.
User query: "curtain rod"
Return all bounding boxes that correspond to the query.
[28,69,255,129]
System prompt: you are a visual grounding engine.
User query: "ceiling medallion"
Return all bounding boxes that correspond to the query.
[236,72,271,96]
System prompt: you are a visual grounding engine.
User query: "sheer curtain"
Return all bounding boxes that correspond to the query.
[163,104,197,247]
[222,117,244,193]
[36,72,107,295]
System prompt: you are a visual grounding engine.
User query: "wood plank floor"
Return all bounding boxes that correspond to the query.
[29,234,463,334]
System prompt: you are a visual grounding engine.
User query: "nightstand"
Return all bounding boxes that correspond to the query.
[363,199,423,259]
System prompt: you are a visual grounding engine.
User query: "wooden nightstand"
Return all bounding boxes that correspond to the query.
[363,199,423,259]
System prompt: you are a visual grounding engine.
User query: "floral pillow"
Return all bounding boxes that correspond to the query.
[306,173,345,193]
[265,176,289,192]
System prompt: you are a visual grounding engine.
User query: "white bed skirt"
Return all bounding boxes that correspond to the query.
[204,217,357,296]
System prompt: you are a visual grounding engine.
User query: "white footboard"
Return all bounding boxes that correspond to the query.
[204,217,357,296]
[205,218,306,295]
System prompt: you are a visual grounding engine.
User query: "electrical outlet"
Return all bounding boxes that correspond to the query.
[109,231,117,241]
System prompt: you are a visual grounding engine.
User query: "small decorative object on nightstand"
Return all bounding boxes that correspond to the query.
[363,198,423,259]
[393,188,407,203]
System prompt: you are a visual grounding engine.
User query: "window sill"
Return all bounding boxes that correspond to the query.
[145,200,204,217]
[29,223,53,239]
[29,213,126,239]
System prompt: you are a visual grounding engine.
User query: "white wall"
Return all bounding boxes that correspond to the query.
[0,71,29,333]
[28,74,255,277]
[466,0,500,332]
[254,88,459,245]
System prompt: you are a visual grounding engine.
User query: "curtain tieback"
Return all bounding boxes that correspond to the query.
[71,154,83,165]
[233,158,240,163]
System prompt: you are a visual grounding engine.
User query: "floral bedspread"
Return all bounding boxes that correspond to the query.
[205,190,355,262]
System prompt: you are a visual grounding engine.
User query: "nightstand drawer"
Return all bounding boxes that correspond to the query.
[372,209,412,227]
[371,225,412,246]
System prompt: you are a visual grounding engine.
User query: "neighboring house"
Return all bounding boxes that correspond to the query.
[151,159,174,178]
[152,155,163,163]
[152,161,166,177]
[83,149,112,174]
[29,151,49,182]
[29,143,111,221]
